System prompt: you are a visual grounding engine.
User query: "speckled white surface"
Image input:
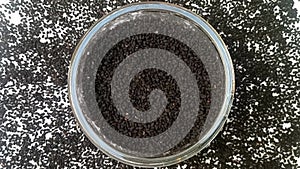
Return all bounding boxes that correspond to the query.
[0,0,300,168]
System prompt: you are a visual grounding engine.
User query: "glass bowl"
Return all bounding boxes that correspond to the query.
[68,2,235,167]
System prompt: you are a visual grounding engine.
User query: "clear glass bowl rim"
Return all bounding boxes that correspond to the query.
[68,1,235,168]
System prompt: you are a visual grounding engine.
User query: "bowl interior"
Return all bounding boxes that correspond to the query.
[69,2,234,167]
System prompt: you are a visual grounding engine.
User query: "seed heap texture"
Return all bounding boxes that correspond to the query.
[95,33,211,155]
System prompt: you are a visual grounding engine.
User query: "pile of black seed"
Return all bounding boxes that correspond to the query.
[95,33,211,155]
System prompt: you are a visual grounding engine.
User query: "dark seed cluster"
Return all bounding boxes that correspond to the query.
[0,0,300,168]
[95,33,211,153]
